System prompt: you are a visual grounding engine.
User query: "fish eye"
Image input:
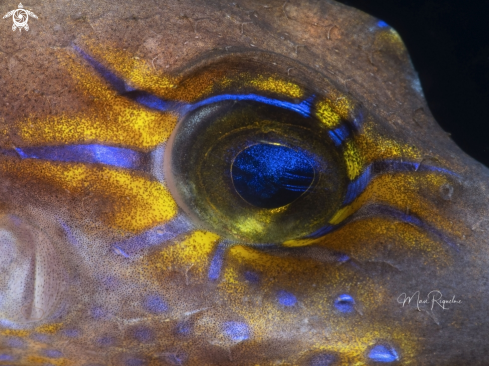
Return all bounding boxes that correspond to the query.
[164,93,348,244]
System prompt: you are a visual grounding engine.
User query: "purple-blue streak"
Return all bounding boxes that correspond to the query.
[14,145,143,169]
[110,215,193,258]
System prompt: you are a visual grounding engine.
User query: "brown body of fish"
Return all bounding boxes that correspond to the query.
[0,0,488,365]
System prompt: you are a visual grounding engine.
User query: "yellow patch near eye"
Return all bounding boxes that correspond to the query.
[285,173,462,266]
[0,160,177,233]
[315,100,342,128]
[343,140,365,180]
[144,230,220,279]
[247,75,303,99]
[356,122,422,164]
[10,51,179,151]
[17,107,178,151]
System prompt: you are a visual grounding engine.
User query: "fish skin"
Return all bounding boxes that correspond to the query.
[0,0,488,365]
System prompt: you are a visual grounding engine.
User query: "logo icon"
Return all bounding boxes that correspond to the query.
[3,3,38,32]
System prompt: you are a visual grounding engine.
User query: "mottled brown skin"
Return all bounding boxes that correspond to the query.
[0,0,489,365]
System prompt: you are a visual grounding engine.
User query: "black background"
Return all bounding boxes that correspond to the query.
[336,0,489,166]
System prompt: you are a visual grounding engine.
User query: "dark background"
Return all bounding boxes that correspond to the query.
[336,0,489,166]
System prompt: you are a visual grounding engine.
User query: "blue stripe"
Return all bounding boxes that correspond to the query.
[208,242,230,281]
[184,94,313,117]
[328,124,350,146]
[14,145,143,169]
[74,45,134,94]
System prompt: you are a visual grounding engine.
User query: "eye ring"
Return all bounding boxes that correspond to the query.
[164,100,348,244]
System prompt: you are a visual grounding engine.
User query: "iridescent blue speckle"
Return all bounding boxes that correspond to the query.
[244,270,260,283]
[377,20,389,28]
[0,353,15,362]
[277,290,297,307]
[125,357,146,366]
[90,306,107,319]
[97,336,114,347]
[164,352,188,365]
[368,344,399,363]
[132,326,154,343]
[309,353,338,366]
[5,337,24,348]
[44,349,63,358]
[143,294,168,314]
[175,321,193,336]
[334,294,355,313]
[223,321,250,342]
[62,329,80,338]
[232,143,315,209]
[208,243,227,280]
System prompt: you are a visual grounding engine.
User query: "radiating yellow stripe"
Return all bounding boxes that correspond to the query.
[0,160,177,232]
[17,107,178,151]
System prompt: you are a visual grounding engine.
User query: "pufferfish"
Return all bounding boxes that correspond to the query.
[0,0,488,364]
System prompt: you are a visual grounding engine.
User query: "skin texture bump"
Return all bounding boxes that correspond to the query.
[0,0,489,365]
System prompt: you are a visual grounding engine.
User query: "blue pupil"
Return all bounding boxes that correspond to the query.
[231,143,315,209]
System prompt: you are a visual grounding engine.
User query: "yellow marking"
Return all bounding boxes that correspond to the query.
[18,107,178,151]
[74,41,304,103]
[0,160,177,232]
[145,230,220,279]
[34,323,63,334]
[247,75,303,98]
[343,140,365,180]
[219,245,418,363]
[24,356,72,366]
[0,329,29,337]
[355,122,422,165]
[284,173,462,266]
[11,51,178,151]
[315,100,342,128]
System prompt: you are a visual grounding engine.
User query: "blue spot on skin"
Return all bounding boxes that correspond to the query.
[377,20,389,28]
[164,352,188,365]
[0,353,15,361]
[232,144,315,208]
[90,306,107,319]
[62,329,80,337]
[124,357,146,366]
[143,295,168,314]
[175,321,192,336]
[309,353,338,366]
[368,344,399,363]
[44,349,63,358]
[223,321,250,342]
[96,336,114,347]
[334,294,355,313]
[6,337,25,348]
[277,290,297,307]
[244,270,260,283]
[30,333,51,343]
[133,327,154,343]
